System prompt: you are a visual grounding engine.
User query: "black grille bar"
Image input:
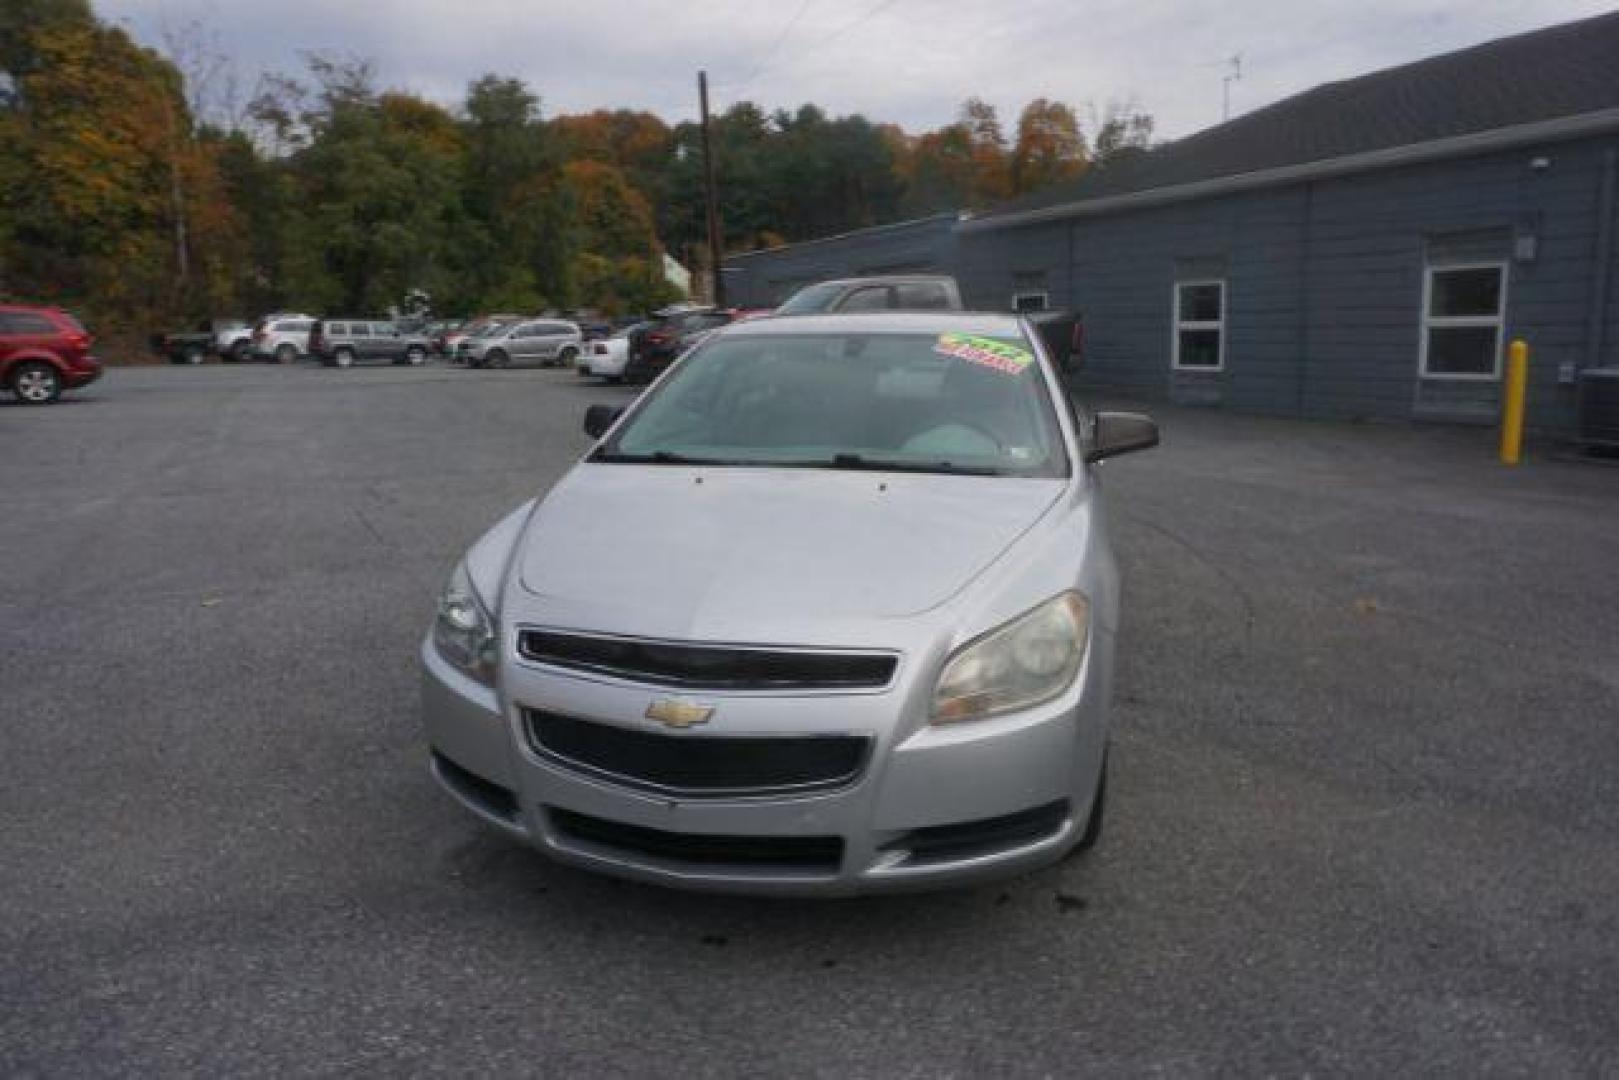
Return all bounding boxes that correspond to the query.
[526,712,870,798]
[517,630,896,691]
[548,807,843,873]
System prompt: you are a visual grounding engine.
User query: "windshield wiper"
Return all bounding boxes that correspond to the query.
[826,453,1007,476]
[592,450,737,465]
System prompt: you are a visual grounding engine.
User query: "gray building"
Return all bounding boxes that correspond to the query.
[723,214,958,309]
[723,13,1619,434]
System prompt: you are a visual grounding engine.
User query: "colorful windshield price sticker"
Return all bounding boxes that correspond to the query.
[934,333,1035,375]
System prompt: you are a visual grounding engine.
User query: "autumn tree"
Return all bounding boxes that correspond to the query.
[1011,98,1087,195]
[2,12,239,329]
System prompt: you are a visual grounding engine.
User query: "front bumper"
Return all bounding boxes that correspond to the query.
[421,631,1112,896]
[63,358,103,388]
[585,352,628,377]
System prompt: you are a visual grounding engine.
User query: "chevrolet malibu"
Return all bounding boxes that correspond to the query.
[421,312,1158,894]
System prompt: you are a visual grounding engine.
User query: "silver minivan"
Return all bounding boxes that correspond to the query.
[464,319,583,369]
[421,312,1157,895]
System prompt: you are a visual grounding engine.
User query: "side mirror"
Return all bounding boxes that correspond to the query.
[583,404,623,440]
[1027,310,1083,371]
[1086,411,1159,463]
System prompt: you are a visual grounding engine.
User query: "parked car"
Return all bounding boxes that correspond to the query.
[310,319,433,367]
[624,307,739,384]
[445,315,522,363]
[150,318,248,365]
[215,319,255,361]
[249,314,316,363]
[775,275,964,315]
[578,322,652,382]
[462,319,583,369]
[420,310,1157,894]
[1,304,103,405]
[426,320,465,356]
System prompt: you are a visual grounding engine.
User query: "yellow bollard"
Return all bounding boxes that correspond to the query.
[1499,339,1528,465]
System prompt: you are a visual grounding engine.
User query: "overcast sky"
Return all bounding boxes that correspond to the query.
[99,0,1616,140]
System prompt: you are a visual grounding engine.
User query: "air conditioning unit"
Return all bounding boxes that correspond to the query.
[1576,368,1619,450]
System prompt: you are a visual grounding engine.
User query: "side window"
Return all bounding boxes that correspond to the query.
[838,286,894,312]
[373,323,396,337]
[1421,263,1506,379]
[1172,280,1225,371]
[514,322,540,337]
[896,283,951,310]
[3,312,56,334]
[1012,291,1050,313]
[287,320,313,333]
[328,323,348,337]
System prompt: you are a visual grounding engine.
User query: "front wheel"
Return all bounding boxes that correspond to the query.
[274,344,297,365]
[333,347,356,368]
[405,345,427,365]
[177,344,205,365]
[11,361,62,405]
[228,339,251,363]
[558,346,579,368]
[484,350,508,369]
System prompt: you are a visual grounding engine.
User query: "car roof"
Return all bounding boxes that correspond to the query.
[721,311,1026,338]
[811,274,956,288]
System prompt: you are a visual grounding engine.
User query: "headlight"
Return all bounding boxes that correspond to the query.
[433,561,498,687]
[932,592,1089,723]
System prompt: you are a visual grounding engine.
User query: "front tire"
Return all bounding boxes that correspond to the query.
[558,346,579,368]
[333,347,356,368]
[274,344,297,365]
[485,349,508,369]
[11,361,62,405]
[228,339,251,363]
[405,345,427,365]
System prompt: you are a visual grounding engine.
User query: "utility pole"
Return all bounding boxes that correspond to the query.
[698,70,724,307]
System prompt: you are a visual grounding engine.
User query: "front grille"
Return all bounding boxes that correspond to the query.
[547,807,843,873]
[517,630,897,691]
[525,711,870,798]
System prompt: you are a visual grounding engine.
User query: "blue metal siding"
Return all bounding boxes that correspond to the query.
[721,216,958,308]
[958,134,1619,432]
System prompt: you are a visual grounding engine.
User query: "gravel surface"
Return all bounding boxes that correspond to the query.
[4,363,1617,1076]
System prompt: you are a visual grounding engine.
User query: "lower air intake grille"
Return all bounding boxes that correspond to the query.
[547,807,843,873]
[526,711,869,798]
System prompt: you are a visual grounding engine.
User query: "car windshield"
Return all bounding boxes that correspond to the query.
[775,283,844,316]
[598,330,1068,477]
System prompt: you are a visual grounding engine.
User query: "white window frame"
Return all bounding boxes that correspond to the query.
[1172,278,1226,372]
[1011,290,1050,313]
[1419,260,1508,381]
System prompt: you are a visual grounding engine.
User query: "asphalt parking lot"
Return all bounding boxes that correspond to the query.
[4,363,1618,1075]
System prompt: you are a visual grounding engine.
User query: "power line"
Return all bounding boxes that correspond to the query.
[720,0,907,104]
[731,0,815,99]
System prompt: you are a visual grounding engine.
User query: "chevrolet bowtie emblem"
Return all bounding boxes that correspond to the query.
[645,698,715,729]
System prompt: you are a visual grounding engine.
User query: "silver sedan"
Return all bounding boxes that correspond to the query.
[421,312,1158,894]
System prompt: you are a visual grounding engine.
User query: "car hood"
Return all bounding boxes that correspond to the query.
[513,464,1065,642]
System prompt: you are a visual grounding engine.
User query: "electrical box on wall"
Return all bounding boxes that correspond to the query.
[1513,233,1538,262]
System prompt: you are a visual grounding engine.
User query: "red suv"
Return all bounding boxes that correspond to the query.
[1,304,103,405]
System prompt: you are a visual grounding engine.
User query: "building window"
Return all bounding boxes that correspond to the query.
[1012,291,1050,313]
[1421,262,1507,379]
[1173,280,1224,371]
